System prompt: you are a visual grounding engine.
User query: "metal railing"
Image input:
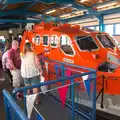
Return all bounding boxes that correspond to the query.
[2,89,28,120]
[3,58,97,120]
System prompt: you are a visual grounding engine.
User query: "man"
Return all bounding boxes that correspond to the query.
[2,41,12,85]
[8,40,22,88]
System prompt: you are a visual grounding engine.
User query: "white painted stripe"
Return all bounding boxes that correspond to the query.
[34,106,45,120]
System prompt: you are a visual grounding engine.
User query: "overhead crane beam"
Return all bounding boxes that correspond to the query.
[36,0,73,4]
[3,0,34,4]
[0,19,41,23]
[0,10,42,17]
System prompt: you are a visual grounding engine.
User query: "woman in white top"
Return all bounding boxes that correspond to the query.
[21,42,42,104]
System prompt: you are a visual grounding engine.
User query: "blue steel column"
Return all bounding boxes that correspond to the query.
[92,73,96,120]
[3,96,10,120]
[71,78,75,120]
[97,15,105,32]
[24,90,28,115]
[61,64,65,85]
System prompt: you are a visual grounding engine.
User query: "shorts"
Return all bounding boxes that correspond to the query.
[23,75,40,86]
[10,69,23,88]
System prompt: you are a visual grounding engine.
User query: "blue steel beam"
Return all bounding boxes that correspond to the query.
[4,0,34,4]
[0,19,41,23]
[36,0,56,4]
[0,10,42,17]
[36,0,73,4]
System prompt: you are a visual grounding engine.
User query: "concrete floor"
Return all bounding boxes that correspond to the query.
[0,68,5,120]
[0,68,13,120]
[34,94,71,120]
[0,67,120,120]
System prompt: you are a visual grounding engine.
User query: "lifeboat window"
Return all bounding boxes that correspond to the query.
[60,36,74,55]
[32,35,40,45]
[97,34,115,49]
[43,36,48,46]
[51,35,58,47]
[75,36,98,51]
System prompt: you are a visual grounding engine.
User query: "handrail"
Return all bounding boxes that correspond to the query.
[10,57,96,120]
[3,89,28,120]
[12,71,96,95]
[44,57,95,72]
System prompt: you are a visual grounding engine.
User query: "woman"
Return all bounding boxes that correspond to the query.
[21,42,43,104]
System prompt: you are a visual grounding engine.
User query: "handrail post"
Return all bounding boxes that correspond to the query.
[92,73,96,120]
[3,96,10,120]
[71,78,75,120]
[24,89,27,115]
[61,64,65,85]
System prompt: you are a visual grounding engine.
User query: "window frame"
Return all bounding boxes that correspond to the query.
[96,34,116,48]
[60,35,75,57]
[75,35,99,52]
[50,35,58,48]
[115,24,120,35]
[32,34,41,45]
[42,35,49,46]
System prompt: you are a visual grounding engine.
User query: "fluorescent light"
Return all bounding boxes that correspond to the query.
[80,0,88,3]
[96,2,117,9]
[60,13,84,19]
[75,11,83,14]
[46,9,56,14]
[60,14,71,18]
